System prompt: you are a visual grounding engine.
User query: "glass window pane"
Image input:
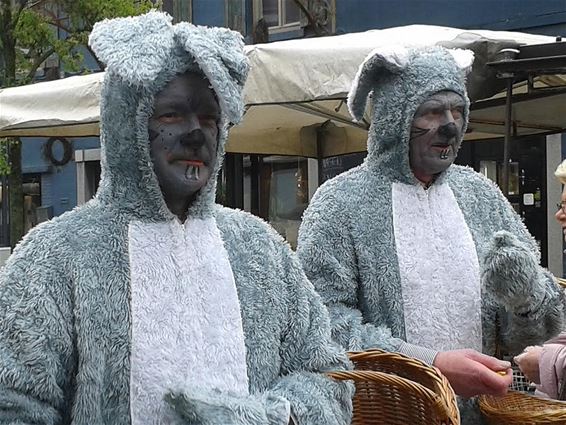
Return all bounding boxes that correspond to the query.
[226,0,246,34]
[479,160,497,183]
[497,161,520,195]
[177,0,192,22]
[260,155,308,248]
[262,0,279,27]
[284,0,300,24]
[162,0,174,15]
[22,174,41,234]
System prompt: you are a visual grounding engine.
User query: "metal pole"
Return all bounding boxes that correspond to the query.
[502,77,513,198]
[1,175,8,247]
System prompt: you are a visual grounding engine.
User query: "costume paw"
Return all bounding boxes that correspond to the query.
[165,388,290,425]
[482,230,544,311]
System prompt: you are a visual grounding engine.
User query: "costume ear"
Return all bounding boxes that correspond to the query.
[174,23,250,124]
[347,46,409,122]
[448,48,474,76]
[88,10,175,86]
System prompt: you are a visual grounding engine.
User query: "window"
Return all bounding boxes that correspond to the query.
[226,0,246,34]
[242,155,309,248]
[162,0,192,23]
[260,0,301,28]
[22,174,42,234]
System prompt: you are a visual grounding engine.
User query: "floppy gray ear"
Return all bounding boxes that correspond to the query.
[174,23,250,124]
[88,10,175,86]
[448,48,474,76]
[347,46,409,122]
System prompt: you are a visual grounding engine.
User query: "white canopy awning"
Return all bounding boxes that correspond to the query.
[1,24,564,157]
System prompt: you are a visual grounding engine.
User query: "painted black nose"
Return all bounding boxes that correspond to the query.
[438,122,458,139]
[180,129,205,148]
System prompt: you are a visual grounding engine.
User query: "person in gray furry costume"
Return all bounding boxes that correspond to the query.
[297,45,565,424]
[0,11,352,425]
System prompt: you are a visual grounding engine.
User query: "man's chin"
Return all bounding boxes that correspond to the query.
[183,169,211,191]
[422,157,455,174]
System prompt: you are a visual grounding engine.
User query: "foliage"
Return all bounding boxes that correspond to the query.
[0,139,12,176]
[0,0,157,245]
[1,0,156,86]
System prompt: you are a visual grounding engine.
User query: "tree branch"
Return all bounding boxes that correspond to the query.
[26,0,50,10]
[40,7,73,33]
[24,46,54,81]
[14,0,48,23]
[48,17,72,33]
[291,0,327,36]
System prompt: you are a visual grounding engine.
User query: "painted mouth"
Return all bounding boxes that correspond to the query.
[431,144,452,159]
[172,160,205,181]
[185,164,201,181]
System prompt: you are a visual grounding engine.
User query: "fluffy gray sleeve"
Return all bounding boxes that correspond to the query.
[267,248,354,425]
[168,221,354,425]
[456,169,566,354]
[0,228,74,424]
[296,188,407,355]
[484,231,566,354]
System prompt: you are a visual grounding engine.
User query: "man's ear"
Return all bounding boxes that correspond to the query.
[88,10,175,86]
[347,46,409,122]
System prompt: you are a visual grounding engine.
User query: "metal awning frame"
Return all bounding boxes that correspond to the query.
[487,41,566,196]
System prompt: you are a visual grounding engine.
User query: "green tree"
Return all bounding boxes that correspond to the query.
[0,0,155,247]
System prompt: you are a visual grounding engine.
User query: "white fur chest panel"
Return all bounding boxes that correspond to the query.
[392,182,482,352]
[128,218,249,424]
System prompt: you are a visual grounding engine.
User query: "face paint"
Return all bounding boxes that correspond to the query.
[409,90,465,184]
[148,72,220,218]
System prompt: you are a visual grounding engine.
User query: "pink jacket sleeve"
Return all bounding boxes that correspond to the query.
[538,335,566,399]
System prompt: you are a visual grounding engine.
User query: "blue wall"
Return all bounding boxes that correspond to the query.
[19,0,566,220]
[22,137,100,217]
[336,0,566,35]
[192,0,225,27]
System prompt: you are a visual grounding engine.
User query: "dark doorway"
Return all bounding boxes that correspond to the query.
[457,136,547,266]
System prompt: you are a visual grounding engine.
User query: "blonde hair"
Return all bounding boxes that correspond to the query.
[555,159,566,184]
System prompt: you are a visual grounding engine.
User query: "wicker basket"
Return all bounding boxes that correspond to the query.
[479,276,566,424]
[479,367,566,425]
[479,391,566,425]
[327,350,460,425]
[556,277,566,289]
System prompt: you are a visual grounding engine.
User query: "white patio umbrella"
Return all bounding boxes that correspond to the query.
[1,24,564,158]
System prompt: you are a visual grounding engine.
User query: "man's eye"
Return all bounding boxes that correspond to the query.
[198,115,218,126]
[159,112,182,123]
[451,108,464,119]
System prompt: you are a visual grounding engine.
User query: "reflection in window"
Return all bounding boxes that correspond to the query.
[244,155,308,248]
[22,174,41,234]
[226,0,246,34]
[321,152,366,183]
[261,0,301,28]
[162,0,192,23]
[479,160,497,184]
[262,0,279,27]
[283,0,300,24]
[498,162,520,196]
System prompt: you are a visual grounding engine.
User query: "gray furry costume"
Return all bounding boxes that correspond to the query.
[297,46,565,423]
[0,11,352,425]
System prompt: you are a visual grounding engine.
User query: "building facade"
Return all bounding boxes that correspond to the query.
[17,0,566,273]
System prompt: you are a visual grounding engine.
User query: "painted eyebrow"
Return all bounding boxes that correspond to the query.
[421,98,465,107]
[154,98,220,116]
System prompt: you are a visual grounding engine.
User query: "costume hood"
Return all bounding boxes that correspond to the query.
[347,46,473,184]
[88,10,249,219]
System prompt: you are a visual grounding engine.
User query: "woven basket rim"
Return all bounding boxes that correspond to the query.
[479,390,566,422]
[341,349,460,424]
